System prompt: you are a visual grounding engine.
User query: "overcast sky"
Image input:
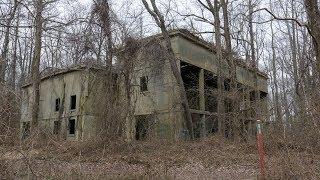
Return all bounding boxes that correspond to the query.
[55,0,296,72]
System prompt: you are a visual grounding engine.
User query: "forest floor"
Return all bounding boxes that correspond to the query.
[1,136,319,179]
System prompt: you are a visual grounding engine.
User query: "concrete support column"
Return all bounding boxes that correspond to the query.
[199,69,205,110]
[125,115,134,142]
[199,69,206,137]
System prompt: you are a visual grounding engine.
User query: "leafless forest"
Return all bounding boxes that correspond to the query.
[1,0,320,179]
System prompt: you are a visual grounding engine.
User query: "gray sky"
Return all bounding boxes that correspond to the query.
[57,0,298,72]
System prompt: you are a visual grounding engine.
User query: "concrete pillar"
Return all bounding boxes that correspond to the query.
[199,69,205,111]
[199,69,206,137]
[124,115,134,142]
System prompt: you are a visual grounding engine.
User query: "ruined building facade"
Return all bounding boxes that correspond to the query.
[20,29,268,141]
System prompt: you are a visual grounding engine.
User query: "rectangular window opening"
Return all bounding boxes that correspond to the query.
[140,76,148,92]
[55,98,60,112]
[70,95,76,110]
[68,119,75,135]
[180,61,201,110]
[135,115,149,140]
[53,121,61,135]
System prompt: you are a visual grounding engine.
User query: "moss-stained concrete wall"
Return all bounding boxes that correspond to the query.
[20,67,127,141]
[236,66,268,93]
[20,69,96,140]
[20,30,269,141]
[130,39,184,139]
[171,36,225,74]
[171,35,268,93]
[130,31,269,140]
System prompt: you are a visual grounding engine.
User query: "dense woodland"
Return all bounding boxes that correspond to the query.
[0,0,320,179]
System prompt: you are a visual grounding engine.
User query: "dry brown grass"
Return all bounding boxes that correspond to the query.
[0,128,320,179]
[0,134,315,179]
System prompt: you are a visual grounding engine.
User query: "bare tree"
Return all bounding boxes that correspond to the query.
[270,21,281,122]
[248,0,261,123]
[141,0,194,139]
[9,11,20,90]
[304,0,320,75]
[221,0,239,139]
[30,0,44,130]
[93,0,113,67]
[0,0,18,83]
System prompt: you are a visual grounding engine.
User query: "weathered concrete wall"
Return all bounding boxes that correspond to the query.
[20,31,269,141]
[130,34,269,140]
[172,36,225,74]
[171,36,268,93]
[131,40,185,139]
[236,66,268,93]
[20,70,95,140]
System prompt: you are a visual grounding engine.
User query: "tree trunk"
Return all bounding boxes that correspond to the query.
[95,0,113,67]
[248,0,261,121]
[304,0,320,75]
[270,22,281,122]
[10,15,20,90]
[142,0,194,139]
[0,0,18,83]
[285,11,306,118]
[280,57,291,121]
[221,0,238,140]
[203,0,225,137]
[30,0,44,130]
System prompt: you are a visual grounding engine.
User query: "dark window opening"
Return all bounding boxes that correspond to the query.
[237,83,245,92]
[250,91,256,101]
[180,61,201,110]
[140,76,148,92]
[70,95,76,110]
[260,91,268,99]
[135,115,149,140]
[204,71,218,112]
[55,98,60,112]
[249,90,267,101]
[53,121,61,135]
[224,98,233,113]
[204,70,218,88]
[22,122,30,139]
[206,115,218,134]
[205,95,217,112]
[224,79,230,91]
[191,113,201,138]
[68,119,75,135]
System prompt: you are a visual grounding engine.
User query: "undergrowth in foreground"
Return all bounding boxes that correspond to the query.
[1,134,320,179]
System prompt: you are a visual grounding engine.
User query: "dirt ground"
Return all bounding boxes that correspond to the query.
[1,136,319,179]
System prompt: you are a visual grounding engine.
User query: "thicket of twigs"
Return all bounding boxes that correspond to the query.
[1,86,320,179]
[0,84,20,147]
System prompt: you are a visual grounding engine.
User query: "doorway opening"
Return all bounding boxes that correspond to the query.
[68,118,76,136]
[135,115,150,140]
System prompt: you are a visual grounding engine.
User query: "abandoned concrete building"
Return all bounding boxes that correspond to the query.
[20,29,268,141]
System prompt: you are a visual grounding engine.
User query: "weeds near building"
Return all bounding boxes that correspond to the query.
[1,0,320,178]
